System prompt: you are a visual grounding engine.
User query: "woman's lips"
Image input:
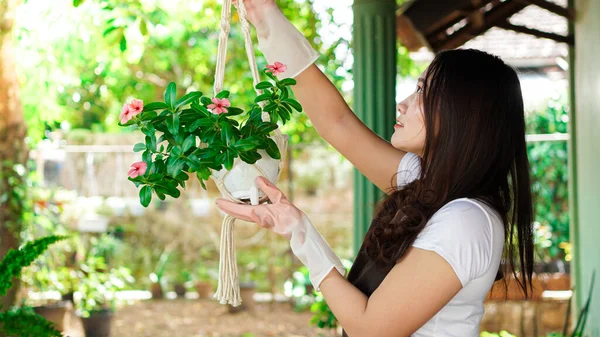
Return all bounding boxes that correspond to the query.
[395,120,404,128]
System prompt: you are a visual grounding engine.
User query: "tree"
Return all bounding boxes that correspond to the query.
[0,0,28,309]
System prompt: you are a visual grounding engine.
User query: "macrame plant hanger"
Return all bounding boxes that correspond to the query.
[212,0,288,307]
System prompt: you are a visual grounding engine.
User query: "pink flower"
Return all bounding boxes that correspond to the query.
[119,98,144,124]
[128,161,147,179]
[207,97,231,114]
[266,62,287,76]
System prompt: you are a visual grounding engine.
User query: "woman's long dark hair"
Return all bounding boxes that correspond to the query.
[364,49,534,296]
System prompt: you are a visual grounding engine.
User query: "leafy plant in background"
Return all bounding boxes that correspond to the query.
[149,249,172,287]
[120,65,302,207]
[525,97,570,264]
[0,235,66,337]
[75,255,134,318]
[285,265,315,311]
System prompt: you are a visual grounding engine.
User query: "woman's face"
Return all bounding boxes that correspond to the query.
[391,76,427,156]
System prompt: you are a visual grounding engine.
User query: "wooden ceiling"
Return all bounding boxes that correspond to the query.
[397,0,574,52]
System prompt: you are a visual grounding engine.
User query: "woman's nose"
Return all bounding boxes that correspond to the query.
[397,102,407,115]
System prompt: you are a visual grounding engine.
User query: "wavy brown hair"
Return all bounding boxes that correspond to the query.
[363,49,535,296]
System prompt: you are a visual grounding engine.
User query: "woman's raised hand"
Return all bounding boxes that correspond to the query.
[232,0,278,34]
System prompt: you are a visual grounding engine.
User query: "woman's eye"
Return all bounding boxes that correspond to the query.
[416,86,424,94]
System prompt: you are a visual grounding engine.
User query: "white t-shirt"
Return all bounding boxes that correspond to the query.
[397,153,505,337]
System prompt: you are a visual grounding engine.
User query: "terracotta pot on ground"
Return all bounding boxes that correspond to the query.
[33,301,68,332]
[195,282,213,299]
[485,274,545,301]
[228,282,257,314]
[174,283,187,298]
[79,309,114,337]
[150,282,164,299]
[544,273,571,290]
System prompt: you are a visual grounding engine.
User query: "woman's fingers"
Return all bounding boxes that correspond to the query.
[255,176,288,204]
[215,199,257,222]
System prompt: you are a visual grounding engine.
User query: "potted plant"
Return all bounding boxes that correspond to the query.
[173,269,192,298]
[119,63,301,207]
[194,264,217,299]
[75,256,134,337]
[27,267,70,332]
[149,249,171,299]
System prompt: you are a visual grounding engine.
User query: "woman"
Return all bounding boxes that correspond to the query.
[217,1,535,336]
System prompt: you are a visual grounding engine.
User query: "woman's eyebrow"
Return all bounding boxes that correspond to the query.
[417,78,425,84]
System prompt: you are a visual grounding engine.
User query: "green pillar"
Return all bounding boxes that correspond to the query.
[572,0,600,334]
[352,0,398,255]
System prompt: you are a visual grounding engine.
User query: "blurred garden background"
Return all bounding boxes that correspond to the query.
[0,0,580,336]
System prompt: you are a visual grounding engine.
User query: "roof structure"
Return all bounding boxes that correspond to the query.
[398,0,571,68]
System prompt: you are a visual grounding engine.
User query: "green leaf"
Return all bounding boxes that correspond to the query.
[119,35,127,52]
[165,82,177,109]
[133,143,146,152]
[254,93,272,103]
[200,96,212,106]
[182,134,195,152]
[257,122,278,134]
[167,113,179,136]
[265,138,281,160]
[224,149,236,170]
[168,158,185,177]
[191,103,210,117]
[239,150,262,164]
[102,25,120,37]
[216,90,230,99]
[285,99,303,112]
[226,107,244,116]
[171,146,183,158]
[140,110,157,121]
[187,119,203,132]
[278,78,297,87]
[139,19,148,36]
[142,150,152,163]
[233,137,261,152]
[73,0,86,6]
[175,92,202,111]
[263,102,278,112]
[144,102,170,112]
[196,166,212,180]
[256,81,274,90]
[220,122,234,145]
[279,87,290,100]
[194,147,220,159]
[140,186,152,207]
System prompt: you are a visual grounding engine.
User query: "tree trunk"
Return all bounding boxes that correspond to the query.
[0,0,27,309]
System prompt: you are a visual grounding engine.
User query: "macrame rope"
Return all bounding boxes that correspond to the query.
[212,0,288,307]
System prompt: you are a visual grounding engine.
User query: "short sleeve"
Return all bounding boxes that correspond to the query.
[397,152,421,188]
[411,200,494,287]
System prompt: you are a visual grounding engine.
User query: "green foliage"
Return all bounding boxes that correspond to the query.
[479,331,517,337]
[0,236,65,337]
[75,255,134,318]
[0,235,67,298]
[310,292,338,330]
[121,68,302,207]
[0,161,31,234]
[17,0,331,145]
[525,97,570,261]
[0,307,62,337]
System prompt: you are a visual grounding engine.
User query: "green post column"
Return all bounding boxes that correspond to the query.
[352,0,397,255]
[573,0,600,334]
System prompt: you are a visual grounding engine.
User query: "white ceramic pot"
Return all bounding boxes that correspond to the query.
[211,149,281,205]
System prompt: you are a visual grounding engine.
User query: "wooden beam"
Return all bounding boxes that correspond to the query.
[497,21,575,45]
[515,0,574,21]
[433,0,528,51]
[425,0,495,43]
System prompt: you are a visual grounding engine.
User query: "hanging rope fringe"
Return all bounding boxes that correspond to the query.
[212,0,288,307]
[215,214,242,306]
